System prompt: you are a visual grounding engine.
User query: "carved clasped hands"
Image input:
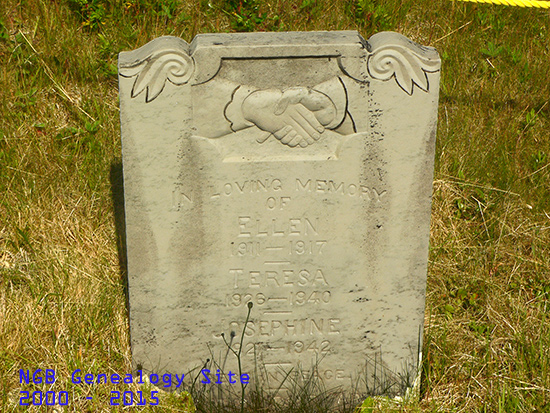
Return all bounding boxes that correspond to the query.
[221,77,351,146]
[241,87,337,148]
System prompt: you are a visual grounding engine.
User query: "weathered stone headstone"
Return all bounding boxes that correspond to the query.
[118,31,440,399]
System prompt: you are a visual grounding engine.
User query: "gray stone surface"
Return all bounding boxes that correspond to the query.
[118,30,440,398]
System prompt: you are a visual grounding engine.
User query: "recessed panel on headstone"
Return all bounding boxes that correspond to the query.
[118,31,440,398]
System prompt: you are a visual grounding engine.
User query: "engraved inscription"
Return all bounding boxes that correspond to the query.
[206,178,387,201]
[226,291,331,308]
[210,179,282,198]
[230,268,329,289]
[285,339,331,354]
[225,318,341,338]
[296,178,387,201]
[263,366,348,389]
[237,216,319,237]
[230,340,332,357]
[265,196,291,210]
[171,187,192,210]
[231,240,327,257]
[288,240,327,255]
[265,340,331,355]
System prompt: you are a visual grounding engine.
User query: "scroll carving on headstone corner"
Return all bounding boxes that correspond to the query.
[119,49,194,102]
[367,41,441,95]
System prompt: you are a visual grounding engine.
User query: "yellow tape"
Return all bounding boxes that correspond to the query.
[455,0,550,7]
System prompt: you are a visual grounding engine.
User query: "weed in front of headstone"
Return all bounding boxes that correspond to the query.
[220,301,253,413]
[186,302,253,412]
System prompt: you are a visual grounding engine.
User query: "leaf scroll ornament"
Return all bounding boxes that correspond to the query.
[119,49,194,102]
[367,45,441,95]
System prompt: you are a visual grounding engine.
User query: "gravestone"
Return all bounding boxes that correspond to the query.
[118,31,440,399]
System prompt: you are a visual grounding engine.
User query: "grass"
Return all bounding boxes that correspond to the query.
[0,0,549,411]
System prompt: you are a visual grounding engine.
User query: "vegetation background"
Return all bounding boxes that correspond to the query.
[0,0,549,411]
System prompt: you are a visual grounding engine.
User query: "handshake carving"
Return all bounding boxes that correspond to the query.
[226,77,354,148]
